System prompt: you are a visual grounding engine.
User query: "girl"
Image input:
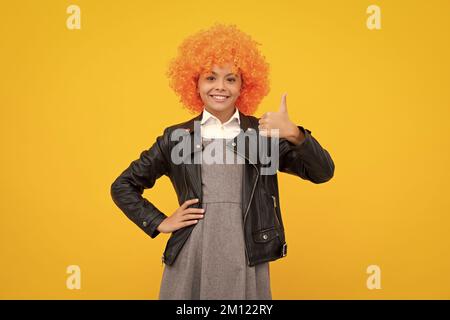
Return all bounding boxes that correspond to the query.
[111,23,335,300]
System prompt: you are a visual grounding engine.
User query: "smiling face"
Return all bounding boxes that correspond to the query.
[196,63,242,121]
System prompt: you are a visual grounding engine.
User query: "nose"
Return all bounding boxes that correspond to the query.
[215,79,226,91]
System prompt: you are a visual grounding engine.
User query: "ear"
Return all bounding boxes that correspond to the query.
[195,74,200,93]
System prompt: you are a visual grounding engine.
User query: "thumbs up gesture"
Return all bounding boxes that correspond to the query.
[258,93,305,145]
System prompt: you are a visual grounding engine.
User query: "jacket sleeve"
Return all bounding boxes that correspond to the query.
[278,126,335,184]
[110,128,171,238]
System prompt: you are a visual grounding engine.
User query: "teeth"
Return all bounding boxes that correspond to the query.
[211,95,228,100]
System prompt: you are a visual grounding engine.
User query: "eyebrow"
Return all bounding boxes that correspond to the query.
[210,71,238,77]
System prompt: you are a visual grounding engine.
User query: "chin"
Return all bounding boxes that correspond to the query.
[205,103,229,111]
[213,104,233,110]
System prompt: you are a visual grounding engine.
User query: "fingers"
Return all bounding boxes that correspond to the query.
[180,201,205,221]
[180,198,199,209]
[175,198,208,230]
[261,112,272,119]
[279,93,288,113]
[258,119,267,132]
[183,207,205,214]
[181,213,205,222]
[258,117,269,131]
[181,219,199,227]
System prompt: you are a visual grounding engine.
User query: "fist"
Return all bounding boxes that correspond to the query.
[258,93,300,140]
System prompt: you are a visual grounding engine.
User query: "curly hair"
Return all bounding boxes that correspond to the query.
[166,23,270,115]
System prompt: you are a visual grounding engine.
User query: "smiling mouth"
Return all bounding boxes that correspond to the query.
[209,95,230,102]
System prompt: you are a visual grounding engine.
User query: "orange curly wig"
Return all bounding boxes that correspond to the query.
[166,23,270,115]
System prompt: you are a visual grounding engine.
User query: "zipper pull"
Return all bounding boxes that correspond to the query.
[271,195,277,208]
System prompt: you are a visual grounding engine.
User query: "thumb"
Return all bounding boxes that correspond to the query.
[279,93,288,113]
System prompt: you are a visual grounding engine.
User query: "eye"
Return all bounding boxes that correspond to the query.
[227,78,236,82]
[206,76,215,81]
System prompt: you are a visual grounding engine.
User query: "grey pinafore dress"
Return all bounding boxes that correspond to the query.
[158,137,272,300]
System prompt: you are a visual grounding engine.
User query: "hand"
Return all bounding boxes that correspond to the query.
[258,93,305,144]
[156,198,205,234]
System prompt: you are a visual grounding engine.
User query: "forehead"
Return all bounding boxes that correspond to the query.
[203,63,240,76]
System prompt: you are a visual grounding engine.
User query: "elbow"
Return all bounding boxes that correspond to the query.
[110,177,122,203]
[311,162,335,184]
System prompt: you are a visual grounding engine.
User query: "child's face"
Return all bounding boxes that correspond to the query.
[197,63,242,115]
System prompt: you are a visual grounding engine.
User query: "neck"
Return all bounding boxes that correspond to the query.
[204,106,236,124]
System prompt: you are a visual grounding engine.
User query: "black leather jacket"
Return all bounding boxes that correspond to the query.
[110,110,335,267]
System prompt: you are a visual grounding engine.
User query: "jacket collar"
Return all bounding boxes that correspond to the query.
[179,109,258,161]
[183,109,255,133]
[200,107,241,126]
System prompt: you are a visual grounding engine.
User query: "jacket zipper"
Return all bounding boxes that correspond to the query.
[226,142,259,266]
[271,195,281,227]
[272,194,287,257]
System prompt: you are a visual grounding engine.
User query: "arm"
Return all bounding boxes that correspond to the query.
[110,128,171,238]
[278,126,335,184]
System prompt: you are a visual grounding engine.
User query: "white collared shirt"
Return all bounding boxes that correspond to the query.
[200,107,241,139]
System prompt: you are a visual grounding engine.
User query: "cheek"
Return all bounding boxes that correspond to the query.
[232,81,242,96]
[232,86,241,97]
[198,83,212,94]
[197,89,207,99]
[197,80,206,91]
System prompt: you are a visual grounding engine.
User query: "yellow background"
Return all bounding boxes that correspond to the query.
[1,0,449,299]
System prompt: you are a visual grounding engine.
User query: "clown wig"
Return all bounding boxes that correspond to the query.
[166,23,270,115]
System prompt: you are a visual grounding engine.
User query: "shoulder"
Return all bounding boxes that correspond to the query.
[245,114,260,125]
[163,114,199,135]
[154,114,200,148]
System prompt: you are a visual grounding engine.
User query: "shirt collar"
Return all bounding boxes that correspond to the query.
[201,107,241,126]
